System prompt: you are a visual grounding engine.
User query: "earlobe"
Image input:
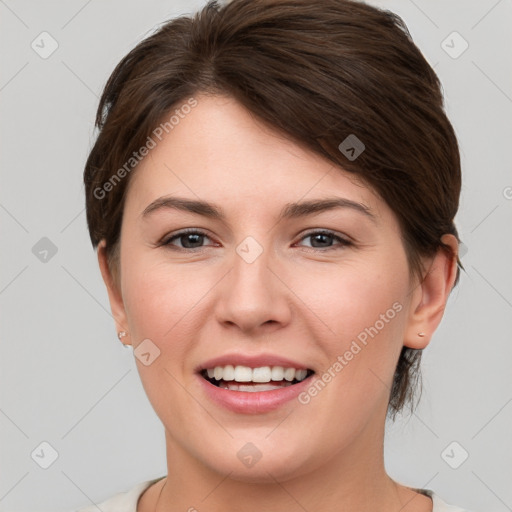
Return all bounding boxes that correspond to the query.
[97,240,130,345]
[403,234,459,349]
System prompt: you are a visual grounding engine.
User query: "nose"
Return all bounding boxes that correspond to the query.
[215,241,292,335]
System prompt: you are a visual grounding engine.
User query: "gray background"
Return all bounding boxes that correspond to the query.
[1,0,511,510]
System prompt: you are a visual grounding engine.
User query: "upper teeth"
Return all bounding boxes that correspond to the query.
[206,365,308,383]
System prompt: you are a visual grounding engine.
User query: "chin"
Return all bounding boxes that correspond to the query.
[198,439,318,484]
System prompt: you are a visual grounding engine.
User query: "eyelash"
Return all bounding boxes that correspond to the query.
[160,228,352,252]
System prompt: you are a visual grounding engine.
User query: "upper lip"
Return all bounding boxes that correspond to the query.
[196,353,312,373]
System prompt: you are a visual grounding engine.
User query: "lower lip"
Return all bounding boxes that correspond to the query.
[197,374,313,414]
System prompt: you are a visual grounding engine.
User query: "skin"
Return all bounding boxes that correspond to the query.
[97,94,458,512]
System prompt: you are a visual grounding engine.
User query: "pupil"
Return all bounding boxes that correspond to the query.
[183,234,203,248]
[311,233,332,247]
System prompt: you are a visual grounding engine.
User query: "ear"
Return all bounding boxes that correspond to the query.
[97,239,130,346]
[404,234,459,349]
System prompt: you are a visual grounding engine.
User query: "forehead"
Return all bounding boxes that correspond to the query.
[124,94,387,222]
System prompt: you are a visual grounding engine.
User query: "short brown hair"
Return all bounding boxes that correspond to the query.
[84,0,462,418]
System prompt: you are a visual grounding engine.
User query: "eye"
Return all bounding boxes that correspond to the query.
[161,229,215,250]
[161,228,352,252]
[296,230,352,250]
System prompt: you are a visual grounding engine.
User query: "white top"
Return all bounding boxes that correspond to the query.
[74,477,473,512]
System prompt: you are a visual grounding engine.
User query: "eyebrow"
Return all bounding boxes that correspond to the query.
[141,195,376,223]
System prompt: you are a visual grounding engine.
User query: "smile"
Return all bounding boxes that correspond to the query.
[200,365,314,393]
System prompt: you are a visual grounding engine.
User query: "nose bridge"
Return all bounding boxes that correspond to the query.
[216,234,290,331]
[231,234,274,303]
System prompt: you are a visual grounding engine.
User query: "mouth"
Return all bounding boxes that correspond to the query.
[199,365,315,392]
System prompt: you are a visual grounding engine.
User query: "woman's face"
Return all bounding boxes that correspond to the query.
[104,94,429,481]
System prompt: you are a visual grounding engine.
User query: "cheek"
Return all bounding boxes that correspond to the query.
[121,255,212,349]
[306,262,408,342]
[120,258,208,414]
[298,260,410,401]
[290,268,409,442]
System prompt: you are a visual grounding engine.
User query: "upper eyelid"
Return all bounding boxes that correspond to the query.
[298,228,351,241]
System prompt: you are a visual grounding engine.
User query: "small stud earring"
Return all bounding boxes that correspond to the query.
[417,332,426,337]
[118,331,127,340]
